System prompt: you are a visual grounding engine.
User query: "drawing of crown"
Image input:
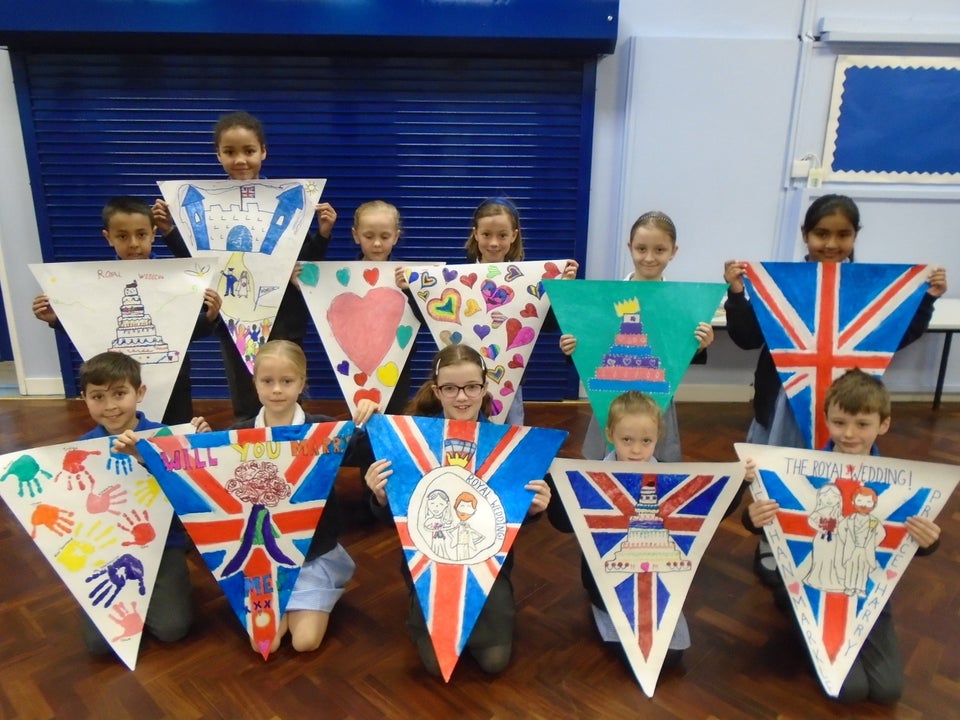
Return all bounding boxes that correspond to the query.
[445,452,471,468]
[614,298,640,316]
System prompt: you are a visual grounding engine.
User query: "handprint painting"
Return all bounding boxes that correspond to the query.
[0,427,185,669]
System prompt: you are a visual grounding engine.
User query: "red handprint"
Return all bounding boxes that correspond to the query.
[55,449,102,491]
[86,483,128,515]
[108,601,145,642]
[30,503,75,538]
[117,509,156,547]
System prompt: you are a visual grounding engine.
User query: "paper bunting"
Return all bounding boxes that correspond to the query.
[0,426,189,669]
[30,259,216,426]
[365,413,567,680]
[404,260,567,422]
[735,442,959,697]
[298,261,421,414]
[157,179,326,372]
[549,458,743,696]
[136,421,353,659]
[543,279,727,436]
[743,263,929,448]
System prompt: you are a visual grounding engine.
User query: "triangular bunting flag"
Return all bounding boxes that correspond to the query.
[30,259,217,422]
[136,421,353,659]
[742,262,929,448]
[365,413,567,680]
[0,426,190,669]
[543,279,727,435]
[735,442,959,697]
[157,179,326,372]
[405,260,568,422]
[298,261,421,414]
[549,458,744,696]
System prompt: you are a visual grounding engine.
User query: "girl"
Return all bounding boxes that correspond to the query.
[464,197,578,425]
[364,343,552,676]
[724,194,946,583]
[152,111,338,422]
[560,210,714,461]
[231,339,377,654]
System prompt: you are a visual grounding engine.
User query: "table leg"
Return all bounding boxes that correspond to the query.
[934,331,953,410]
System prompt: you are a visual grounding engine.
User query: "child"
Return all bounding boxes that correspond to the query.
[78,351,210,654]
[464,197,578,425]
[364,343,552,676]
[228,339,377,654]
[151,111,338,422]
[743,368,941,705]
[724,194,947,582]
[560,210,714,461]
[32,196,221,426]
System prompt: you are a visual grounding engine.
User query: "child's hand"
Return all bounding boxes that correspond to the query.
[694,321,714,350]
[191,417,211,433]
[151,199,173,235]
[559,334,577,356]
[365,458,392,506]
[561,259,579,280]
[905,516,941,548]
[202,288,223,322]
[394,265,409,291]
[724,260,748,294]
[32,294,58,324]
[111,430,143,463]
[526,479,551,516]
[315,202,337,238]
[743,458,758,483]
[290,262,304,284]
[926,266,947,298]
[748,498,779,527]
[353,399,380,426]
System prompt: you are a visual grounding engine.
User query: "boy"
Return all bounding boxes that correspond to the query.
[744,368,941,705]
[32,196,221,425]
[77,351,209,653]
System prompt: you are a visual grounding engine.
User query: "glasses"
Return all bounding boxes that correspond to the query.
[436,382,485,399]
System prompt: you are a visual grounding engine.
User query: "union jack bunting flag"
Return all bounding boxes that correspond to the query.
[137,422,354,660]
[736,443,958,697]
[365,414,567,681]
[548,458,744,697]
[743,262,929,448]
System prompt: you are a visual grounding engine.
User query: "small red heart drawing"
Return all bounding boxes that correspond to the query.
[460,272,478,289]
[507,354,524,369]
[500,381,515,397]
[353,372,367,386]
[519,303,538,318]
[787,582,800,595]
[363,267,380,285]
[354,387,382,405]
[886,570,898,580]
[542,262,561,279]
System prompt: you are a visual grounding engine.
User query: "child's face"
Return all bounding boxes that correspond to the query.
[826,402,889,455]
[254,355,305,418]
[606,413,659,462]
[216,125,266,180]
[803,210,857,262]
[474,213,518,263]
[353,209,399,261]
[628,225,677,281]
[82,379,146,435]
[102,212,156,260]
[432,361,486,422]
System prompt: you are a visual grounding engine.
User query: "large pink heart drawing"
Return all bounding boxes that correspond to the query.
[327,287,406,375]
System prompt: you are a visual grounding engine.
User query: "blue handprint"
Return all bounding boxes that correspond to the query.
[106,440,133,476]
[0,454,53,498]
[86,553,146,607]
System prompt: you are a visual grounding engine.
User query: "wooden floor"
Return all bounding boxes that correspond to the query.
[0,398,958,720]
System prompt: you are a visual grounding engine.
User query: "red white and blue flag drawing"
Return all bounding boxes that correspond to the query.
[743,262,929,448]
[365,414,566,681]
[137,422,354,660]
[549,458,744,697]
[736,443,958,697]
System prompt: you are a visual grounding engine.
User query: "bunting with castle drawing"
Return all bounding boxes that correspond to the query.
[30,259,218,422]
[549,458,744,696]
[136,421,353,660]
[404,260,569,423]
[0,425,192,669]
[298,261,422,414]
[742,262,929,448]
[364,413,567,681]
[542,279,727,435]
[735,442,959,697]
[157,179,326,372]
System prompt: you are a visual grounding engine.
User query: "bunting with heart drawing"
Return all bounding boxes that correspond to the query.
[742,262,929,449]
[364,413,567,681]
[404,260,569,422]
[297,261,421,414]
[157,179,326,372]
[735,442,959,697]
[0,425,192,669]
[542,279,727,437]
[30,259,218,422]
[136,421,353,660]
[549,458,744,696]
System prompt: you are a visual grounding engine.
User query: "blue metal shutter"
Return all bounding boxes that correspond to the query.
[15,53,593,403]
